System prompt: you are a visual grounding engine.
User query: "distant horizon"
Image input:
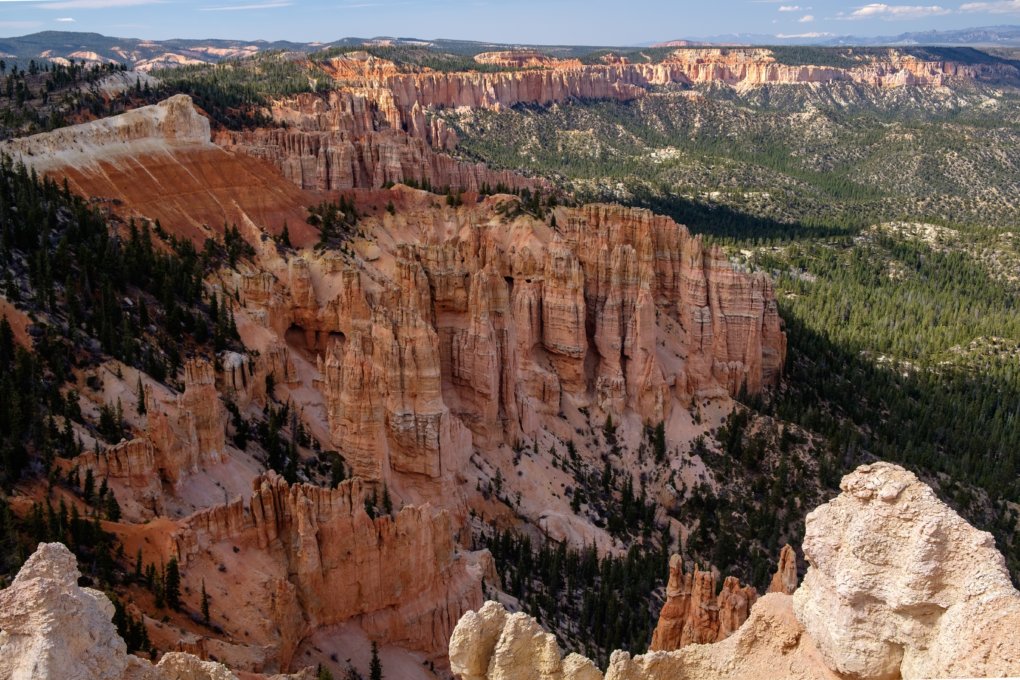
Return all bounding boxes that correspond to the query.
[1,23,1020,49]
[2,0,1020,46]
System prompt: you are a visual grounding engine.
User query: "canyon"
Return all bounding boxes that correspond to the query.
[7,464,1017,680]
[1,92,784,675]
[2,34,1018,680]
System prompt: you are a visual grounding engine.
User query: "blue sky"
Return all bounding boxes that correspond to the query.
[1,0,1018,44]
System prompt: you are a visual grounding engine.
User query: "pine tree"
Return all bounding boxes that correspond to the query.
[164,557,181,611]
[105,491,121,522]
[653,421,667,463]
[369,642,382,680]
[201,579,210,624]
[82,468,95,504]
[136,377,146,415]
[280,222,291,248]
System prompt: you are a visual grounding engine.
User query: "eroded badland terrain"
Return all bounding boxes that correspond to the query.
[0,40,1019,680]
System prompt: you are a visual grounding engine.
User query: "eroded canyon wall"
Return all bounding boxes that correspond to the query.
[171,472,488,669]
[215,47,1017,198]
[228,192,785,489]
[214,90,547,194]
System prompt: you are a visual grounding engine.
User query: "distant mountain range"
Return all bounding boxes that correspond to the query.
[0,31,611,70]
[659,25,1020,48]
[1,26,1018,72]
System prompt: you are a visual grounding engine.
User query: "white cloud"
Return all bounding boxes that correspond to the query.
[55,15,75,21]
[844,3,952,18]
[960,0,1020,11]
[34,0,164,9]
[200,0,291,8]
[778,4,804,10]
[775,31,834,37]
[799,13,815,21]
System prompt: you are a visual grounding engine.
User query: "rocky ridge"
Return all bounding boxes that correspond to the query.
[215,90,547,193]
[2,94,209,173]
[794,462,1020,679]
[449,463,1020,680]
[216,47,1017,192]
[0,95,319,243]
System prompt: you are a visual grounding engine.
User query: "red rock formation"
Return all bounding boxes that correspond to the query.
[8,96,786,500]
[73,438,158,490]
[308,48,1016,147]
[473,51,579,70]
[555,204,786,404]
[171,472,487,669]
[70,438,165,519]
[224,194,785,491]
[213,48,1015,202]
[767,544,798,595]
[145,358,228,485]
[649,554,758,651]
[215,90,546,193]
[2,95,320,245]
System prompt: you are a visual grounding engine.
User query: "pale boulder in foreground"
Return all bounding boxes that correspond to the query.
[794,462,1020,679]
[0,542,237,680]
[451,462,1020,680]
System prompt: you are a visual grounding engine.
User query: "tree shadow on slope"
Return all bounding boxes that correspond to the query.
[628,190,862,243]
[768,309,1020,583]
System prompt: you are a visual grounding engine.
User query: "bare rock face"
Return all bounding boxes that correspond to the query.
[171,472,488,669]
[1,94,209,172]
[793,462,1020,680]
[0,542,237,680]
[215,90,546,193]
[2,95,318,245]
[473,51,577,70]
[71,438,166,519]
[450,601,602,680]
[767,544,798,595]
[648,554,758,651]
[283,198,785,490]
[451,596,836,680]
[220,192,784,497]
[145,358,229,486]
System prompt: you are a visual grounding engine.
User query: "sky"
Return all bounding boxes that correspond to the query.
[0,0,1019,45]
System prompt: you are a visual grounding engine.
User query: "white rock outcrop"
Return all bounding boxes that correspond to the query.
[450,601,603,680]
[0,94,211,173]
[450,595,837,680]
[0,542,237,680]
[794,461,1020,680]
